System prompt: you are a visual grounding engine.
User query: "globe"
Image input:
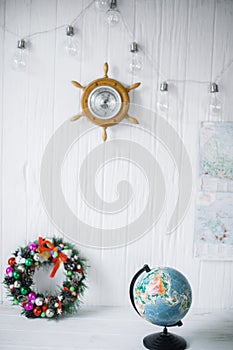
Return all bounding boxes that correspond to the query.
[133,266,192,327]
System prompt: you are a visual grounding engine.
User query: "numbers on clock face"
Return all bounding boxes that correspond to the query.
[88,85,122,119]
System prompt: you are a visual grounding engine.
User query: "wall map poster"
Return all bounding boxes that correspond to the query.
[195,122,233,259]
[195,192,233,259]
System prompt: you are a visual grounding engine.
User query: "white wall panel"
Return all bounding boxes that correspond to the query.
[0,0,5,304]
[1,0,31,302]
[0,0,233,309]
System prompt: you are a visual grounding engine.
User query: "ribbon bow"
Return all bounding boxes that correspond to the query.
[38,237,68,278]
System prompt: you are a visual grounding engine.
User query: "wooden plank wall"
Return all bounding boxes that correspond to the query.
[0,0,233,308]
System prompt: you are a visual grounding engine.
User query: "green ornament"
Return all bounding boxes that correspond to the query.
[41,312,46,318]
[13,299,19,305]
[13,270,21,280]
[67,271,73,277]
[53,251,58,257]
[25,258,34,267]
[64,245,69,250]
[70,286,75,292]
[20,286,29,295]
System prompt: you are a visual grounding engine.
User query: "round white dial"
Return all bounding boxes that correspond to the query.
[88,85,122,119]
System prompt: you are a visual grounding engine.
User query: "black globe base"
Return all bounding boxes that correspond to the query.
[143,327,187,350]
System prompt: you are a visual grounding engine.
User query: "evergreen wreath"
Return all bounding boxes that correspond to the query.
[3,236,87,319]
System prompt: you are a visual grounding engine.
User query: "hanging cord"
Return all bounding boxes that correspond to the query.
[0,0,95,39]
[129,0,136,85]
[119,4,233,85]
[0,0,232,84]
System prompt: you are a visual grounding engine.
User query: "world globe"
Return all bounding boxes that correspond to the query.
[131,266,192,327]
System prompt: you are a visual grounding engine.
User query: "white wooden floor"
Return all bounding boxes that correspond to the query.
[0,306,233,350]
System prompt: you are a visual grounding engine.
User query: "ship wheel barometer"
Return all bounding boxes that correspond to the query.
[71,63,141,141]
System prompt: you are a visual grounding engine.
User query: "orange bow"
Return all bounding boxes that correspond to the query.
[38,237,68,278]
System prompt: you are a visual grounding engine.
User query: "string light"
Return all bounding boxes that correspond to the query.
[129,42,142,72]
[65,25,78,57]
[157,82,169,113]
[208,82,222,120]
[11,39,28,72]
[95,0,110,11]
[106,0,120,26]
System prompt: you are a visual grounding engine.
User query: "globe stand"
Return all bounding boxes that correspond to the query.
[143,326,187,350]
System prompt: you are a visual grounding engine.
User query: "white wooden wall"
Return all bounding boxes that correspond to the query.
[1,0,233,309]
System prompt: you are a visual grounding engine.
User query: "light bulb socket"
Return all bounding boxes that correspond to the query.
[130,42,138,53]
[66,25,74,36]
[110,0,117,9]
[210,82,218,93]
[160,81,168,92]
[17,39,26,49]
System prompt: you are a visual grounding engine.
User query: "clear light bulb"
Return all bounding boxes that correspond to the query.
[106,0,120,26]
[208,83,222,120]
[65,25,78,57]
[129,42,142,72]
[95,0,110,11]
[157,82,169,113]
[11,39,28,71]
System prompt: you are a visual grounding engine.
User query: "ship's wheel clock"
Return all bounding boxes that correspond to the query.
[71,62,141,141]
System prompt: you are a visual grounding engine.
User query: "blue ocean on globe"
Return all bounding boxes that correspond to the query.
[134,267,192,327]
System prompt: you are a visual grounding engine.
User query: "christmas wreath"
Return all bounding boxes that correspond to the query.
[3,236,87,319]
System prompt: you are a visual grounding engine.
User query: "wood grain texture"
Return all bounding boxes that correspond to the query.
[0,306,233,349]
[0,0,233,309]
[0,0,5,305]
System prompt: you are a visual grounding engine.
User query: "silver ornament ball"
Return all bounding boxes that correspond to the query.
[17,295,28,303]
[14,281,21,288]
[17,265,25,273]
[35,297,44,306]
[46,309,55,318]
[33,253,40,261]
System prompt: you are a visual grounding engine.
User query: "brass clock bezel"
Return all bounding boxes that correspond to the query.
[81,78,130,127]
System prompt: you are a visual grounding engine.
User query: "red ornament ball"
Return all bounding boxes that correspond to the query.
[8,257,16,266]
[42,304,47,312]
[33,307,42,316]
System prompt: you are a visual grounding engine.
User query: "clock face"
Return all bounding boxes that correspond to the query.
[87,85,122,119]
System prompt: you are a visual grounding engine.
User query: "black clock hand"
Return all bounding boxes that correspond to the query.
[104,95,110,104]
[100,96,110,109]
[100,101,108,109]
